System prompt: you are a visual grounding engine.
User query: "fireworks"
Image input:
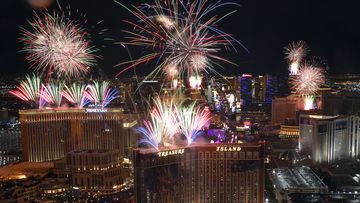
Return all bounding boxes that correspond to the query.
[175,103,211,145]
[10,78,119,109]
[9,74,41,104]
[115,0,243,79]
[289,62,299,76]
[151,98,179,143]
[137,97,178,149]
[39,82,65,107]
[85,81,119,108]
[20,12,96,79]
[137,118,164,150]
[61,83,89,108]
[137,97,211,150]
[285,41,308,75]
[189,75,202,89]
[290,64,325,96]
[304,96,315,111]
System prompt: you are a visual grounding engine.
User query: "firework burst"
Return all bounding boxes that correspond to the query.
[61,83,89,108]
[115,0,245,79]
[85,81,119,108]
[9,74,41,104]
[20,12,96,79]
[39,82,65,107]
[290,64,325,96]
[285,41,308,75]
[137,97,211,149]
[189,75,202,89]
[304,95,315,111]
[137,118,163,150]
[151,97,179,145]
[175,102,211,145]
[136,97,177,149]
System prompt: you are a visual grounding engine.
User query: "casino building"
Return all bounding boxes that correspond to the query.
[20,108,138,162]
[133,142,265,203]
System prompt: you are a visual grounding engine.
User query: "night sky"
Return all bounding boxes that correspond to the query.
[1,0,360,78]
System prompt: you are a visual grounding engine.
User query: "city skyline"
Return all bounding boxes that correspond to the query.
[2,0,360,202]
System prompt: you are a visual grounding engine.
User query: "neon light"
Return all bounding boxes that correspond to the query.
[157,149,185,157]
[216,146,241,152]
[86,109,108,113]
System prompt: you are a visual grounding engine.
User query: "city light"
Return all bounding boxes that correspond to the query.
[3,0,358,202]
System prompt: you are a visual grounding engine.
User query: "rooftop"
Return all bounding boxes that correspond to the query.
[0,161,53,180]
[19,107,124,115]
[69,149,116,154]
[135,142,264,154]
[270,166,328,191]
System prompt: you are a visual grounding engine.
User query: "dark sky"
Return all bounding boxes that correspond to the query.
[1,0,360,78]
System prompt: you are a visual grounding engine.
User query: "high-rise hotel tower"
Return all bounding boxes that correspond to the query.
[20,108,138,162]
[134,142,265,203]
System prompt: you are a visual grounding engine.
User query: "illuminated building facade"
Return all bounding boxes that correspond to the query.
[279,125,300,140]
[271,95,303,125]
[66,149,127,196]
[20,108,137,162]
[134,142,265,203]
[240,74,253,110]
[299,114,360,164]
[321,91,360,116]
[0,128,22,166]
[252,75,267,104]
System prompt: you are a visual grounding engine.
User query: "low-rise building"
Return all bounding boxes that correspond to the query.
[66,149,128,196]
[268,166,328,202]
[279,125,300,140]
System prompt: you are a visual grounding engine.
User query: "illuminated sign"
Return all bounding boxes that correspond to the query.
[157,149,185,157]
[216,146,241,152]
[86,109,108,113]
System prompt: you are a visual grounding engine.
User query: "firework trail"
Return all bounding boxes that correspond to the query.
[10,74,41,104]
[39,82,65,107]
[285,41,308,75]
[61,83,89,108]
[115,0,245,80]
[85,81,119,108]
[20,12,96,79]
